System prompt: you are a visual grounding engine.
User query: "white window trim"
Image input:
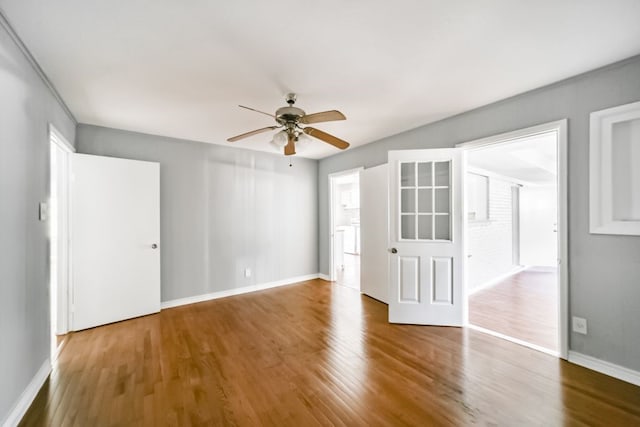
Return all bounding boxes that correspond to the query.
[590,100,640,235]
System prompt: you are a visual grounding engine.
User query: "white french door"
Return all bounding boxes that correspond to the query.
[388,149,465,326]
[71,154,161,331]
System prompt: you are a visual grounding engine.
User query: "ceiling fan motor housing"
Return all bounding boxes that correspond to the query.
[275,106,305,126]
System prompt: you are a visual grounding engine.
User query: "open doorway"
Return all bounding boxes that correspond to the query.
[49,125,73,359]
[461,123,567,356]
[329,169,361,290]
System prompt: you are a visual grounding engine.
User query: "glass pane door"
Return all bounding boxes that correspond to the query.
[399,160,451,241]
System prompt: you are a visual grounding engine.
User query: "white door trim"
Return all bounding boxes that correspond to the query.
[328,167,363,281]
[49,124,75,152]
[49,124,74,341]
[456,119,569,360]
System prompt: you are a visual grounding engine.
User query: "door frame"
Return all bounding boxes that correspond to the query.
[328,167,363,282]
[456,119,569,359]
[49,124,74,355]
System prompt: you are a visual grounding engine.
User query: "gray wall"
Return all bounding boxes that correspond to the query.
[318,55,640,372]
[0,21,76,424]
[76,125,318,302]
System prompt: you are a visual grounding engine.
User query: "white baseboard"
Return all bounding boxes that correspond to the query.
[468,266,526,295]
[318,273,331,281]
[2,359,51,427]
[160,273,320,309]
[568,351,640,387]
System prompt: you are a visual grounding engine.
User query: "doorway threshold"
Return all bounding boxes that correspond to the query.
[467,324,559,357]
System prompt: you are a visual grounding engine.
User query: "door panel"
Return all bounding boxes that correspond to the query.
[71,154,160,331]
[389,149,465,326]
[432,257,453,304]
[399,256,420,302]
[360,164,389,303]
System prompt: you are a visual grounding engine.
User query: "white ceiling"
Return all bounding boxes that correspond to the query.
[2,1,640,159]
[468,132,557,185]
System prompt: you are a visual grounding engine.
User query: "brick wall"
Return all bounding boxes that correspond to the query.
[467,176,518,291]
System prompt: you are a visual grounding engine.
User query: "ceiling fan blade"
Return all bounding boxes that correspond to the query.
[299,110,346,124]
[303,127,350,150]
[227,126,278,142]
[284,132,296,156]
[238,105,275,118]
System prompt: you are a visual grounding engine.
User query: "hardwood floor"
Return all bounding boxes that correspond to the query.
[469,268,558,351]
[335,253,360,290]
[55,334,66,348]
[22,279,640,426]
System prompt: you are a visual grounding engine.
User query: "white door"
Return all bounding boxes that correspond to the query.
[360,164,389,303]
[71,154,161,331]
[388,149,465,326]
[520,185,557,267]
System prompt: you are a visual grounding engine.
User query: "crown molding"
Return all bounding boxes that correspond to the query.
[0,8,77,125]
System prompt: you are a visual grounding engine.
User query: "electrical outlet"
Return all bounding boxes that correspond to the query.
[572,316,588,335]
[244,268,251,278]
[39,202,48,221]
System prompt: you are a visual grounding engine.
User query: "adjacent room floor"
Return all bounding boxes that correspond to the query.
[21,278,640,426]
[469,267,558,351]
[335,253,360,290]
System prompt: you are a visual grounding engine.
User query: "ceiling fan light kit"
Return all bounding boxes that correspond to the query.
[270,130,288,148]
[227,93,350,156]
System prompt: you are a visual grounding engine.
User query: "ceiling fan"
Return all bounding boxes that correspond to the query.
[227,93,350,156]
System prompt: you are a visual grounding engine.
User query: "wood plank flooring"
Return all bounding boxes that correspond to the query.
[335,253,360,290]
[469,268,558,351]
[21,279,640,426]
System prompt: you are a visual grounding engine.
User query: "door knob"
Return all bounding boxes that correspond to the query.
[151,244,158,249]
[389,248,398,254]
